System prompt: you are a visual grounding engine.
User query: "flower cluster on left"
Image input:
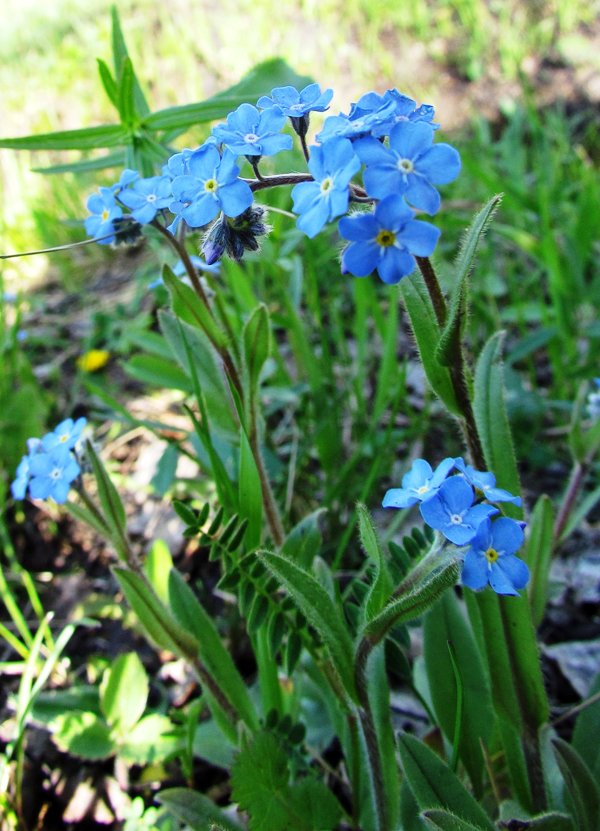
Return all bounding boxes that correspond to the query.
[11,418,87,504]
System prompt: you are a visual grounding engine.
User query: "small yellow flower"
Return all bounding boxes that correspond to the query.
[76,349,110,373]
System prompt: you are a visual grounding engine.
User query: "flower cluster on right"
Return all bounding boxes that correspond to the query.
[84,84,461,286]
[383,457,529,596]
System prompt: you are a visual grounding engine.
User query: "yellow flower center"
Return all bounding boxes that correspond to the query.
[101,209,110,221]
[204,178,218,193]
[320,177,334,193]
[376,229,396,248]
[485,547,499,564]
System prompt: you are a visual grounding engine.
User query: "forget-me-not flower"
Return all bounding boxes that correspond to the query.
[28,445,81,504]
[291,138,360,238]
[420,476,498,545]
[41,417,87,452]
[382,457,456,509]
[354,121,461,214]
[84,188,123,244]
[118,175,172,224]
[454,458,522,506]
[257,83,333,117]
[339,195,441,284]
[168,144,253,232]
[461,517,529,595]
[349,89,439,136]
[212,103,292,157]
[316,98,397,143]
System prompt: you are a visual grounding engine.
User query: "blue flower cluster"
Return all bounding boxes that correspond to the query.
[11,418,86,504]
[84,83,460,284]
[383,457,529,596]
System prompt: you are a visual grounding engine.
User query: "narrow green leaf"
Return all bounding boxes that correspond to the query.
[96,58,118,107]
[553,738,600,831]
[499,812,574,830]
[473,332,521,509]
[0,124,128,151]
[238,427,263,549]
[399,276,461,415]
[99,652,148,732]
[243,304,271,394]
[364,558,461,645]
[85,440,128,560]
[162,264,229,349]
[114,568,198,659]
[110,5,149,117]
[33,150,126,175]
[572,673,600,780]
[144,539,174,605]
[281,509,325,569]
[423,592,493,795]
[157,787,243,831]
[168,569,258,730]
[123,352,193,392]
[356,503,394,620]
[527,495,555,626]
[398,734,495,831]
[436,195,502,368]
[421,809,488,830]
[116,56,137,126]
[260,551,357,702]
[66,500,111,538]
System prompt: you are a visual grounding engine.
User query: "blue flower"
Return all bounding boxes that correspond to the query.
[349,89,439,136]
[84,187,123,244]
[316,98,397,143]
[339,195,441,284]
[41,417,87,452]
[454,458,522,506]
[587,378,600,420]
[291,138,360,238]
[27,445,81,503]
[212,103,293,157]
[354,121,461,214]
[382,457,456,509]
[257,83,333,117]
[11,456,31,500]
[420,476,498,545]
[461,517,529,595]
[168,144,253,232]
[118,175,172,224]
[112,169,139,192]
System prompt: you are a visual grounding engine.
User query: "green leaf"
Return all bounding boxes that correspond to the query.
[110,5,149,117]
[231,731,340,831]
[85,440,128,560]
[66,500,111,538]
[0,124,128,151]
[162,265,229,350]
[472,332,521,510]
[243,304,271,395]
[259,551,357,702]
[114,568,198,658]
[498,813,575,830]
[423,592,493,795]
[553,738,600,831]
[238,427,263,549]
[363,558,461,645]
[281,508,325,569]
[527,495,555,626]
[422,809,489,830]
[96,58,118,107]
[157,787,243,831]
[357,503,394,619]
[399,275,461,415]
[52,711,114,760]
[120,713,182,764]
[99,652,148,733]
[144,539,174,606]
[193,718,236,769]
[159,310,238,436]
[116,56,137,126]
[168,569,258,730]
[123,353,193,392]
[33,150,126,175]
[144,58,311,131]
[572,673,600,780]
[398,734,495,831]
[436,196,502,368]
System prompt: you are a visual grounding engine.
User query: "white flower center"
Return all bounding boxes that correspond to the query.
[244,132,259,143]
[146,194,157,202]
[290,103,304,112]
[449,513,463,525]
[398,158,414,173]
[320,177,334,194]
[50,468,62,480]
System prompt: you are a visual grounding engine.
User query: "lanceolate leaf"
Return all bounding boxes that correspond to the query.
[238,427,263,549]
[398,734,495,831]
[168,569,258,730]
[157,787,243,831]
[400,275,461,416]
[436,195,502,368]
[356,503,394,620]
[572,673,600,781]
[421,809,489,830]
[85,440,128,560]
[0,124,128,151]
[553,739,600,831]
[527,495,555,626]
[259,551,357,702]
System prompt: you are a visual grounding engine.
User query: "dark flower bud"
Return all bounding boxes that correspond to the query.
[111,216,144,246]
[201,206,271,264]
